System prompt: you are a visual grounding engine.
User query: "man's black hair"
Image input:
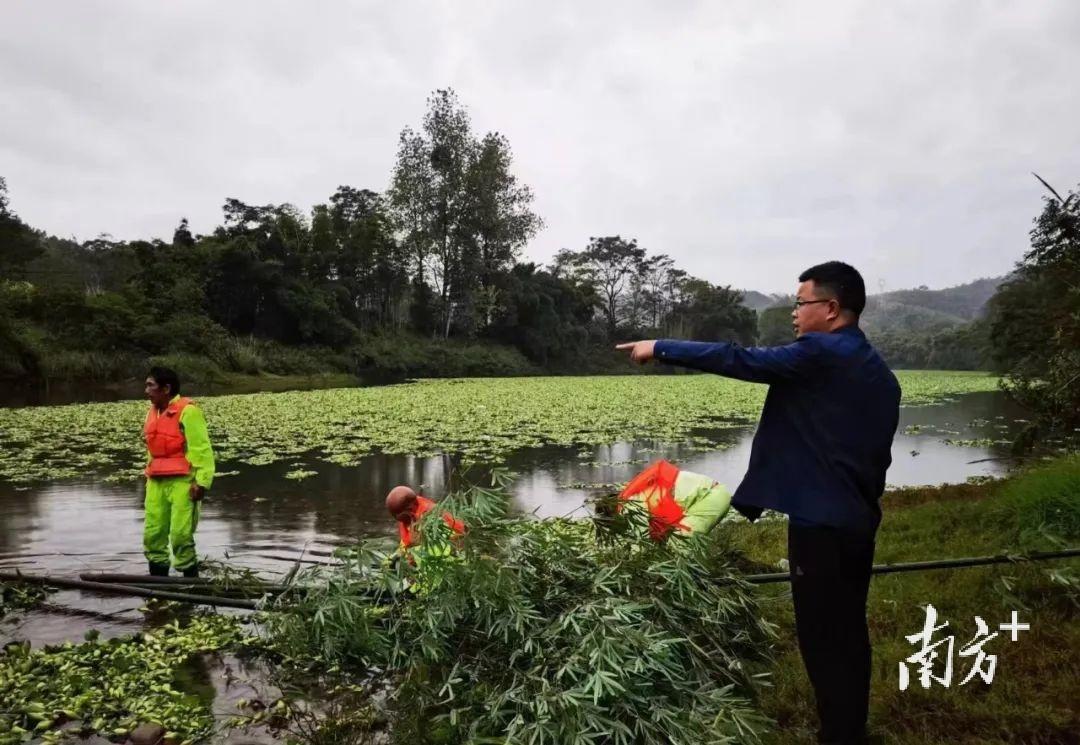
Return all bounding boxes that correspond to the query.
[148,366,181,396]
[798,261,866,316]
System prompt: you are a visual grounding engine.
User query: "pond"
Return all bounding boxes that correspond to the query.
[1,387,1028,646]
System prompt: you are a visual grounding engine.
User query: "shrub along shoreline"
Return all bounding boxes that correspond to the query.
[1,333,668,407]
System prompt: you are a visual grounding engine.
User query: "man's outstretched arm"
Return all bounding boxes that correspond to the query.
[616,336,825,384]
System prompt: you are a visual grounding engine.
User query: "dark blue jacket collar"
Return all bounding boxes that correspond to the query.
[834,324,864,338]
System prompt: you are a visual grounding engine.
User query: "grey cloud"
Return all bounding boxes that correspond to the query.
[1,0,1078,293]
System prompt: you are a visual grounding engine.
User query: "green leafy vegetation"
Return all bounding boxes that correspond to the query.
[265,474,774,744]
[994,454,1080,546]
[0,372,999,485]
[989,179,1080,439]
[0,614,250,745]
[0,582,49,620]
[871,320,992,371]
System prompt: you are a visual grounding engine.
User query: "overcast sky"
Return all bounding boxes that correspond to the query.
[2,1,1078,293]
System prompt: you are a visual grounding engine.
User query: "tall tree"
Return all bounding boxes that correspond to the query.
[666,279,757,344]
[389,90,472,337]
[0,177,43,279]
[555,236,646,339]
[636,254,676,331]
[389,89,541,338]
[308,204,336,283]
[988,177,1080,436]
[328,186,407,328]
[459,132,543,330]
[757,305,794,346]
[172,218,195,248]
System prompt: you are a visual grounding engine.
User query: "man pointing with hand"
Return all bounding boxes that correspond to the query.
[618,261,900,745]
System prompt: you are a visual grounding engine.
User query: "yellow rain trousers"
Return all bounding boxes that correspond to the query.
[144,398,215,571]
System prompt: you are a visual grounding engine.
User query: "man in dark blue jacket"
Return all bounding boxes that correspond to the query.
[618,261,900,745]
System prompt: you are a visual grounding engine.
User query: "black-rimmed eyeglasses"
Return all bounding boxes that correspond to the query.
[792,299,833,311]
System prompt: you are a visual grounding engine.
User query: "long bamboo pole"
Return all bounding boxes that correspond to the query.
[740,547,1080,585]
[6,548,1077,610]
[78,573,290,593]
[0,571,259,610]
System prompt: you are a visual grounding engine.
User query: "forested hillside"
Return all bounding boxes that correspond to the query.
[751,276,1005,370]
[873,276,1005,320]
[0,90,757,392]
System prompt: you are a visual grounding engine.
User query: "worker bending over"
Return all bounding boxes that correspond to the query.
[385,485,465,553]
[617,459,732,540]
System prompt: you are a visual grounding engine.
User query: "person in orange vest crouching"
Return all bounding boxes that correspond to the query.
[616,459,733,542]
[143,366,215,578]
[382,463,725,558]
[386,485,465,555]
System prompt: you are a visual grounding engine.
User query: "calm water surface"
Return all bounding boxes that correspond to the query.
[1,390,1027,646]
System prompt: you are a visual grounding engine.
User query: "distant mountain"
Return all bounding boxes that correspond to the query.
[859,299,968,335]
[741,275,1009,335]
[740,290,789,312]
[874,276,1008,321]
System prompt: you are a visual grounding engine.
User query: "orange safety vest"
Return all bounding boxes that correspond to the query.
[398,495,466,549]
[144,397,194,478]
[618,459,689,541]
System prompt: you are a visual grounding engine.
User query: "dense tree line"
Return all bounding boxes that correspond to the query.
[0,90,754,387]
[5,87,1065,415]
[871,323,991,370]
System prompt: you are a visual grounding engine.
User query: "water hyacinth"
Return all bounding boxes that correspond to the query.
[265,474,777,744]
[0,373,998,485]
[0,615,250,745]
[0,582,49,620]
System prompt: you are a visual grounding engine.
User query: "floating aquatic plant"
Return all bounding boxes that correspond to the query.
[0,614,253,745]
[0,373,1000,485]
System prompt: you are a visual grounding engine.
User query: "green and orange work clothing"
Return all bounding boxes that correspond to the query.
[618,459,732,541]
[143,395,215,572]
[397,495,466,552]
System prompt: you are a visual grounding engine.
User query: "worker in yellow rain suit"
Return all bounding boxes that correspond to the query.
[143,366,215,577]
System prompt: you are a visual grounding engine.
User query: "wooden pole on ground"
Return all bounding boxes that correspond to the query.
[0,571,260,610]
[78,573,291,593]
[740,547,1080,585]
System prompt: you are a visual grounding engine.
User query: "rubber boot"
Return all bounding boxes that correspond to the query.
[181,563,199,579]
[148,562,170,577]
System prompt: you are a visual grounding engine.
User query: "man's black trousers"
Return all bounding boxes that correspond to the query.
[788,522,876,745]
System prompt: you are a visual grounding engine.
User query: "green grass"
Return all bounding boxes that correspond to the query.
[0,371,999,485]
[722,456,1080,744]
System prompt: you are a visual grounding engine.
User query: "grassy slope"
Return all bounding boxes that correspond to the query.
[723,457,1080,744]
